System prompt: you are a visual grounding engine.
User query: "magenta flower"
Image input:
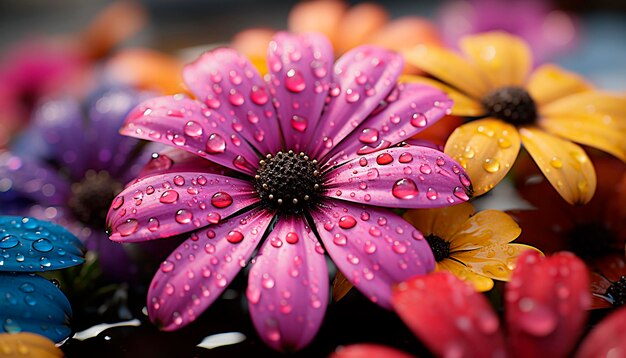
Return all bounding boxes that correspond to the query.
[106,32,472,351]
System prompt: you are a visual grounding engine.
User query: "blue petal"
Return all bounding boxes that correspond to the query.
[0,273,72,342]
[0,216,85,272]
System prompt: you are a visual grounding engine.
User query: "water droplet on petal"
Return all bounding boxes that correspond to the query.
[211,192,233,208]
[205,133,226,154]
[392,179,419,199]
[117,219,139,237]
[207,212,221,224]
[333,233,348,246]
[112,196,124,210]
[419,164,432,174]
[517,299,558,336]
[483,158,500,173]
[359,128,379,144]
[285,69,306,93]
[0,235,19,249]
[228,89,245,106]
[285,232,299,244]
[291,115,307,132]
[226,230,244,244]
[148,217,160,231]
[453,186,470,201]
[250,86,269,105]
[160,190,179,204]
[376,153,393,165]
[410,113,427,127]
[32,238,53,252]
[338,215,357,229]
[160,260,175,273]
[184,121,203,137]
[398,152,413,163]
[175,209,193,224]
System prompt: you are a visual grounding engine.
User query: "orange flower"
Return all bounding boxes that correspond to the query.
[0,333,62,358]
[404,31,626,204]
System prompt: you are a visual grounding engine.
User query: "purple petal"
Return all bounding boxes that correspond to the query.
[137,147,232,179]
[323,83,452,167]
[309,46,404,159]
[120,95,260,175]
[323,146,473,208]
[247,215,328,352]
[310,200,434,308]
[0,151,70,206]
[148,208,274,331]
[106,172,259,243]
[266,32,333,152]
[183,49,282,155]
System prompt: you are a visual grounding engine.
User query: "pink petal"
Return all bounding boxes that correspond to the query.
[506,251,590,357]
[247,215,328,352]
[576,306,626,358]
[310,200,434,308]
[392,272,506,358]
[183,48,282,155]
[138,147,231,178]
[324,83,452,167]
[148,208,274,331]
[120,95,260,175]
[107,172,259,242]
[331,344,413,358]
[266,32,333,152]
[323,146,472,209]
[309,46,404,159]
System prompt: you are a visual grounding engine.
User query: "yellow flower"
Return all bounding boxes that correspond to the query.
[403,202,541,292]
[403,31,626,204]
[0,333,62,358]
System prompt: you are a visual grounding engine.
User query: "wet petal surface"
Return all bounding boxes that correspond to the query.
[120,95,260,175]
[310,46,404,159]
[505,251,590,358]
[0,332,63,358]
[266,32,333,152]
[324,83,452,167]
[0,273,72,343]
[148,208,274,331]
[0,216,84,272]
[107,173,259,242]
[392,271,506,358]
[183,48,282,155]
[310,200,434,308]
[247,215,328,352]
[323,146,472,209]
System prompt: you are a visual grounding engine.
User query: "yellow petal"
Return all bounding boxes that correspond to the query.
[0,333,63,358]
[403,202,475,239]
[540,115,626,162]
[459,31,532,88]
[444,119,521,196]
[403,44,490,99]
[332,270,353,302]
[448,210,522,251]
[436,259,494,292]
[452,243,541,281]
[519,127,596,205]
[526,64,592,106]
[540,92,626,118]
[401,75,486,117]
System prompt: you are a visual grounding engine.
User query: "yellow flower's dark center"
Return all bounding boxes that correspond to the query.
[482,86,537,125]
[425,234,450,262]
[605,276,626,307]
[254,150,323,213]
[69,170,122,228]
[567,223,615,259]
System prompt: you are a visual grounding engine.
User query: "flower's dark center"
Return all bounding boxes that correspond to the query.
[481,86,537,125]
[68,170,122,228]
[254,150,323,213]
[567,223,616,259]
[605,276,626,307]
[425,234,451,262]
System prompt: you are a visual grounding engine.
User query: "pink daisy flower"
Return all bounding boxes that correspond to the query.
[106,32,472,351]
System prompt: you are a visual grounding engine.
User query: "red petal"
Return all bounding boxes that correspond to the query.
[331,344,413,358]
[392,271,506,358]
[576,306,626,358]
[505,251,590,357]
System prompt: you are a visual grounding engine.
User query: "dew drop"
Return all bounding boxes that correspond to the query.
[228,89,245,106]
[160,190,179,204]
[175,209,193,224]
[359,157,368,167]
[358,128,379,144]
[226,230,244,244]
[160,260,175,273]
[426,187,438,200]
[18,283,34,293]
[392,179,419,199]
[173,176,185,186]
[207,212,221,224]
[483,158,500,173]
[398,152,413,163]
[117,219,139,237]
[285,232,299,244]
[285,69,306,93]
[211,192,233,208]
[453,186,470,201]
[32,238,53,253]
[550,157,563,169]
[148,217,160,232]
[419,164,432,174]
[250,86,269,105]
[410,113,427,127]
[366,168,379,180]
[333,233,348,246]
[205,133,227,154]
[0,235,19,249]
[112,196,124,210]
[345,88,360,103]
[290,115,307,132]
[517,299,558,336]
[338,215,357,229]
[184,121,203,137]
[376,153,393,165]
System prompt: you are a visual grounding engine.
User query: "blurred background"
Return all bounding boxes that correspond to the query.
[1,0,625,90]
